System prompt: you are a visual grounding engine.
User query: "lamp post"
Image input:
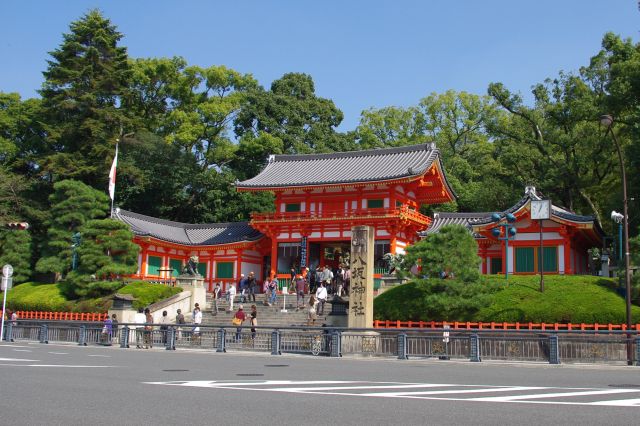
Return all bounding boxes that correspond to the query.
[491,213,517,281]
[600,114,633,366]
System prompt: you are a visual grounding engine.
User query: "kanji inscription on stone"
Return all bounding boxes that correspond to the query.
[348,226,374,328]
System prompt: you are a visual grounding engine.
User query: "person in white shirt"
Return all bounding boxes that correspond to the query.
[315,282,328,315]
[227,283,237,312]
[192,306,203,345]
[213,283,221,315]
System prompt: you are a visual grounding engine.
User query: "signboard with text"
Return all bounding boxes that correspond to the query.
[348,226,374,328]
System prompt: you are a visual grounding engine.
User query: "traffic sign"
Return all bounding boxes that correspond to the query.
[1,276,11,291]
[2,264,13,278]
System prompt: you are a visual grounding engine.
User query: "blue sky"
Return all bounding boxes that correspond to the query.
[1,1,638,131]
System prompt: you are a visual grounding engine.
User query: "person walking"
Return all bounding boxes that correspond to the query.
[238,274,248,303]
[227,283,237,311]
[268,277,278,306]
[192,306,202,345]
[159,310,170,344]
[247,272,257,302]
[307,295,318,326]
[294,274,306,310]
[249,305,258,343]
[143,308,154,349]
[233,305,246,342]
[212,282,221,315]
[175,309,185,340]
[316,282,328,316]
[111,314,118,343]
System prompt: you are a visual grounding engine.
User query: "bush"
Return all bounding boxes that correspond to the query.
[374,277,501,321]
[117,281,183,310]
[3,280,182,313]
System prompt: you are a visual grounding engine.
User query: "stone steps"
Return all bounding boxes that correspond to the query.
[204,294,332,327]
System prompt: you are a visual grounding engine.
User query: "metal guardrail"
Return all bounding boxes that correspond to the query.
[2,320,639,365]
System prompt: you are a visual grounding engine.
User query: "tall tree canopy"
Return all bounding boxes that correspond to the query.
[38,10,130,188]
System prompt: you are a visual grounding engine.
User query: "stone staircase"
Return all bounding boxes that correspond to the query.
[203,293,333,328]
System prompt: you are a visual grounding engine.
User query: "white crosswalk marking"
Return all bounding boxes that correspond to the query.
[145,380,640,408]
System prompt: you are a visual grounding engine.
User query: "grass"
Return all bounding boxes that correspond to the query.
[374,274,640,324]
[3,280,182,313]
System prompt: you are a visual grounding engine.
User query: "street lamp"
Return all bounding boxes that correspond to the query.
[491,213,517,281]
[600,114,633,366]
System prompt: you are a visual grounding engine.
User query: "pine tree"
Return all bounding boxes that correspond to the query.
[39,9,131,188]
[0,228,32,284]
[35,180,109,279]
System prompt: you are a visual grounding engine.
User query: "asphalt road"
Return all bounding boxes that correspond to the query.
[1,342,639,425]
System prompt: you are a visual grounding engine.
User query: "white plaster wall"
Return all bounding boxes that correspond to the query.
[513,232,561,241]
[558,245,565,274]
[507,246,513,274]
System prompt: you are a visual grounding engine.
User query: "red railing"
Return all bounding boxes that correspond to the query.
[4,311,108,322]
[373,320,640,331]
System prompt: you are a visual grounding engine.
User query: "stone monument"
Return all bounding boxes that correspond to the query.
[348,225,374,329]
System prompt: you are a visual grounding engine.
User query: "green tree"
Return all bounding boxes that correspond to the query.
[403,224,480,282]
[0,228,32,284]
[66,218,138,298]
[235,73,348,154]
[355,91,516,212]
[36,180,109,279]
[38,10,131,188]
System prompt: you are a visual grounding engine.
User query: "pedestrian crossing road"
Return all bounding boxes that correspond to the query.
[145,380,640,407]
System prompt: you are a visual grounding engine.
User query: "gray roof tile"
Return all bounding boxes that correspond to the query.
[114,209,263,246]
[236,143,455,193]
[423,212,491,238]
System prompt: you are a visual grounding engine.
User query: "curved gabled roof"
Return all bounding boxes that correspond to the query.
[236,143,455,196]
[113,208,264,246]
[423,212,492,238]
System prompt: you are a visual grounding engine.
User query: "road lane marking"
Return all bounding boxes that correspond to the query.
[0,363,115,368]
[366,386,547,397]
[470,389,638,402]
[146,380,359,387]
[590,398,640,406]
[0,357,39,362]
[145,380,640,408]
[88,355,111,358]
[13,349,32,352]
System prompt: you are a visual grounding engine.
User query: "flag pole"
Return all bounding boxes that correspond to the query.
[109,141,119,218]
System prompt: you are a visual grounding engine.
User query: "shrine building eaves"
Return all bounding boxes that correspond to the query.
[235,143,456,195]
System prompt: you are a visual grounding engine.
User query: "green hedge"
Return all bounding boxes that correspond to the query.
[374,275,640,324]
[3,281,182,313]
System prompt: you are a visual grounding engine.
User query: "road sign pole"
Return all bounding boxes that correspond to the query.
[1,264,14,342]
[1,277,8,341]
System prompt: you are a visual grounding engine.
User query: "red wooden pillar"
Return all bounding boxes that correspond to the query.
[236,249,244,279]
[564,237,573,275]
[270,237,278,276]
[140,244,148,279]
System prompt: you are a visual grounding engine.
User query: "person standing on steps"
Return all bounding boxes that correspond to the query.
[250,304,257,342]
[316,282,328,316]
[227,282,237,311]
[143,308,153,349]
[212,282,221,315]
[233,305,246,342]
[192,306,202,345]
[239,274,248,303]
[294,274,306,310]
[247,272,257,302]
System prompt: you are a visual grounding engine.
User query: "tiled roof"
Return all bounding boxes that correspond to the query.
[422,212,491,238]
[114,209,263,246]
[473,187,599,226]
[236,143,455,193]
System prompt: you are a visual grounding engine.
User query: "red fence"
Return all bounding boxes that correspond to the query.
[2,311,108,322]
[373,320,640,331]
